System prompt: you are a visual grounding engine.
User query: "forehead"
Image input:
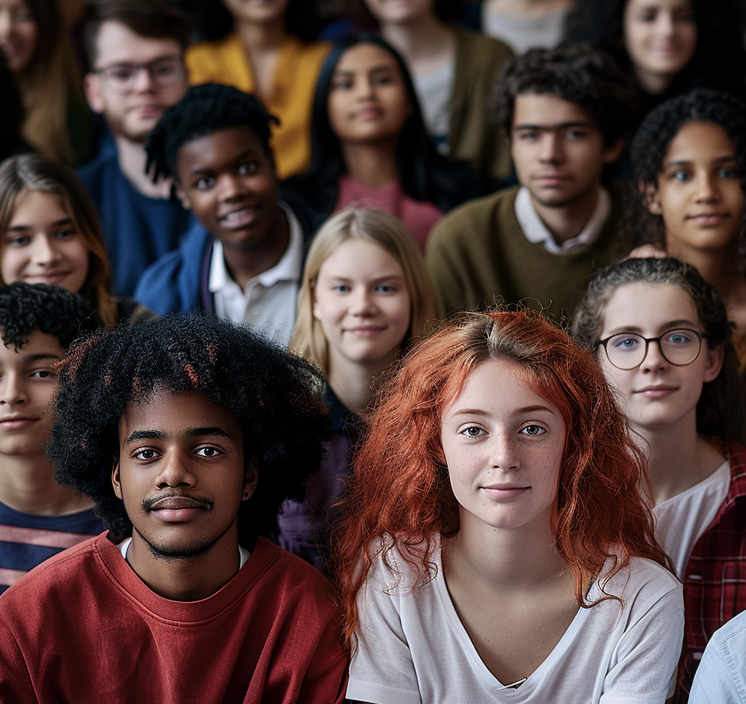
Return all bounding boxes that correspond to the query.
[601,282,700,332]
[93,20,181,65]
[317,238,404,278]
[663,121,737,164]
[625,0,693,13]
[176,125,272,178]
[334,43,401,73]
[8,190,69,225]
[0,328,66,365]
[512,93,596,129]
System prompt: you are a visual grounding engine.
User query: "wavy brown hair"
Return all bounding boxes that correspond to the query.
[331,308,672,648]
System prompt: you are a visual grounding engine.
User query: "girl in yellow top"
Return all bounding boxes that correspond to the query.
[185,0,329,180]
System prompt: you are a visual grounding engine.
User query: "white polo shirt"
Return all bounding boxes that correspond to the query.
[514,186,611,255]
[209,201,303,347]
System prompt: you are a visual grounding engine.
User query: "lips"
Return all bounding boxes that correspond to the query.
[635,385,678,399]
[345,325,387,336]
[145,495,212,522]
[219,206,260,229]
[23,271,72,285]
[481,484,530,499]
[687,212,728,226]
[0,414,39,431]
[533,174,571,185]
[352,105,384,121]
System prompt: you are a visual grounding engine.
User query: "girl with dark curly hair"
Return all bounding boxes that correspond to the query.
[334,307,682,703]
[626,89,746,363]
[573,256,746,699]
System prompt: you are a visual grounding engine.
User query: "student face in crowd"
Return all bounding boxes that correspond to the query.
[646,121,744,260]
[510,93,622,211]
[0,0,38,73]
[174,125,284,253]
[327,42,412,149]
[312,237,412,374]
[595,281,722,433]
[363,0,435,24]
[84,20,189,144]
[222,0,291,24]
[622,0,697,93]
[440,358,566,535]
[1,189,89,294]
[112,390,257,568]
[0,328,64,460]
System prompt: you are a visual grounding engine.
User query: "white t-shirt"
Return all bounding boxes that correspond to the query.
[482,6,569,55]
[653,459,730,579]
[348,537,683,704]
[413,58,455,155]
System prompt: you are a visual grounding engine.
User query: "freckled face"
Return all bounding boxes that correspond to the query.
[440,359,566,535]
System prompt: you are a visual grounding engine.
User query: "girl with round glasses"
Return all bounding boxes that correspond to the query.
[573,255,746,699]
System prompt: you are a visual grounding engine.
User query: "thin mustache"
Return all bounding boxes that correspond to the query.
[142,494,214,511]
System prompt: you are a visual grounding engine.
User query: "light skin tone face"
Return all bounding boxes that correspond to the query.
[597,282,722,433]
[623,0,697,94]
[441,358,566,536]
[363,0,435,24]
[0,0,37,73]
[0,329,64,459]
[647,121,744,260]
[83,21,188,144]
[222,0,291,24]
[112,391,257,577]
[313,238,412,373]
[327,43,412,148]
[2,190,89,293]
[510,93,621,211]
[176,125,286,260]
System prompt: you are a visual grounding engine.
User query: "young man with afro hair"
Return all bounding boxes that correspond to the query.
[0,283,101,594]
[0,314,349,703]
[426,45,636,320]
[134,83,314,346]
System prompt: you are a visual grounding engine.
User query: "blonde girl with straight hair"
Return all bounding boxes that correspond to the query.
[278,206,438,571]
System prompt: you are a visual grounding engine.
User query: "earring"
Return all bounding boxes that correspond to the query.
[243,492,249,499]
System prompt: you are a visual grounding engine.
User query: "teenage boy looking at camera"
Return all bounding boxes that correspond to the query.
[427,46,636,319]
[79,0,194,296]
[0,314,348,703]
[0,283,100,594]
[134,83,313,346]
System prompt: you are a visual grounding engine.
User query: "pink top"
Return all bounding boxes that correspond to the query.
[334,175,444,250]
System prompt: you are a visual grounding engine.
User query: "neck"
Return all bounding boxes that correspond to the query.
[116,137,172,199]
[633,67,674,95]
[0,454,93,515]
[126,525,241,601]
[341,142,399,187]
[530,185,600,244]
[445,511,568,590]
[235,16,287,53]
[221,207,289,290]
[668,239,740,291]
[631,415,726,504]
[380,17,454,79]
[486,0,573,16]
[327,348,399,414]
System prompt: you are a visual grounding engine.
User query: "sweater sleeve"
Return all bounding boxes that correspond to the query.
[0,623,36,703]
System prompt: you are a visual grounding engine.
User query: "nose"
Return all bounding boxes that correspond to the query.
[0,10,11,39]
[694,172,719,203]
[489,431,520,470]
[155,449,196,489]
[218,173,248,203]
[131,65,155,93]
[656,11,675,36]
[640,339,669,372]
[30,235,61,267]
[539,131,563,163]
[0,372,27,406]
[349,287,376,316]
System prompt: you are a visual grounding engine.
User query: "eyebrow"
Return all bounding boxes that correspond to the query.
[187,149,261,177]
[123,427,231,445]
[663,155,738,168]
[603,319,699,336]
[7,218,73,233]
[333,64,396,76]
[512,121,593,131]
[450,405,556,417]
[0,353,62,369]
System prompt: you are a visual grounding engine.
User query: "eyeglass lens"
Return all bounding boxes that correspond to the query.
[101,58,183,92]
[603,329,703,369]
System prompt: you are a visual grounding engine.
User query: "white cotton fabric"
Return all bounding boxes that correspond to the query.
[413,59,454,155]
[482,7,569,55]
[653,459,730,579]
[347,537,683,704]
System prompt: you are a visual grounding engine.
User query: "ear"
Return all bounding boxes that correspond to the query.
[703,344,725,384]
[111,460,123,500]
[241,460,259,501]
[312,281,322,321]
[601,137,624,165]
[174,182,191,210]
[83,72,106,115]
[643,182,663,215]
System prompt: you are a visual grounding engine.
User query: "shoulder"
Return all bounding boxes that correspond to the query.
[453,28,512,67]
[77,151,118,191]
[185,32,239,64]
[598,557,682,607]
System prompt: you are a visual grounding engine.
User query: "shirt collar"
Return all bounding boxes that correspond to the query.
[514,186,611,255]
[208,201,304,293]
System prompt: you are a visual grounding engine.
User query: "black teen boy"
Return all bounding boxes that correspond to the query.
[0,283,100,593]
[427,45,636,319]
[134,83,313,346]
[0,314,348,703]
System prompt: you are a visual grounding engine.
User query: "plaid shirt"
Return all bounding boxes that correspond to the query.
[678,437,746,701]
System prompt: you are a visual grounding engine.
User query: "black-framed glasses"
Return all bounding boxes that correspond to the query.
[595,328,706,370]
[96,56,185,94]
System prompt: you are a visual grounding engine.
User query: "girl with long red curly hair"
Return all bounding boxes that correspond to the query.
[333,308,684,704]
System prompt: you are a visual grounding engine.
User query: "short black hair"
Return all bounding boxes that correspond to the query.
[145,83,280,183]
[47,314,331,545]
[627,89,746,253]
[492,45,637,147]
[0,283,95,351]
[84,0,192,65]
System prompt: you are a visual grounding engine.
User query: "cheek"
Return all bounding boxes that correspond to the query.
[327,95,348,137]
[0,248,23,282]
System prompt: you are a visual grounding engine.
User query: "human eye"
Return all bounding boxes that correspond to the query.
[664,329,696,345]
[372,71,395,86]
[459,425,485,438]
[331,76,353,90]
[238,161,259,175]
[637,9,657,22]
[566,129,588,140]
[55,227,77,240]
[520,424,547,437]
[375,282,397,293]
[669,168,691,182]
[719,166,739,179]
[332,283,351,292]
[194,175,215,190]
[516,130,539,141]
[610,334,642,351]
[105,65,135,85]
[6,234,30,247]
[133,448,160,461]
[195,446,222,458]
[152,59,179,79]
[29,368,57,379]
